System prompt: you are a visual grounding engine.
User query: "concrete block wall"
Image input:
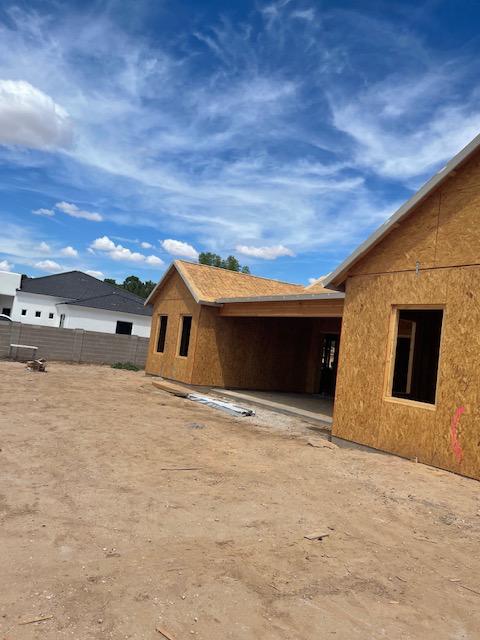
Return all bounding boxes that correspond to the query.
[0,322,149,367]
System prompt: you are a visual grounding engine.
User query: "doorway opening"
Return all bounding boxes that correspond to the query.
[318,333,340,398]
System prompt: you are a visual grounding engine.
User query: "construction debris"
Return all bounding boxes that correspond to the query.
[19,614,53,625]
[151,380,254,416]
[187,393,255,417]
[304,532,330,541]
[156,626,176,639]
[160,467,202,471]
[307,438,337,449]
[26,358,47,372]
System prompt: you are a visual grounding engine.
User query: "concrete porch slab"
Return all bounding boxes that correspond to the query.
[212,389,333,429]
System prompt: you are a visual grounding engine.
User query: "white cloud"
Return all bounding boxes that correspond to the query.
[35,259,62,273]
[235,244,295,260]
[86,269,104,279]
[140,241,153,249]
[161,239,198,260]
[90,236,116,251]
[32,207,55,217]
[0,79,72,150]
[37,241,51,253]
[0,259,13,271]
[145,254,164,266]
[60,245,78,257]
[90,235,164,265]
[3,4,480,265]
[56,201,103,222]
[109,246,145,262]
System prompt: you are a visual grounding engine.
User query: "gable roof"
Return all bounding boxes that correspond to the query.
[20,270,152,316]
[324,132,480,290]
[146,260,310,305]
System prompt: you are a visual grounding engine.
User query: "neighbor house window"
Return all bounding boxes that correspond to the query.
[389,308,443,405]
[21,309,27,316]
[49,312,54,319]
[59,314,65,328]
[35,311,41,318]
[178,315,192,357]
[116,320,133,335]
[2,307,10,316]
[157,315,168,353]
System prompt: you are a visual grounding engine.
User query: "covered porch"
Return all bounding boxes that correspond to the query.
[197,292,343,405]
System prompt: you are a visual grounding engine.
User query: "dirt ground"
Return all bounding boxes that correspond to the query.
[1,361,480,640]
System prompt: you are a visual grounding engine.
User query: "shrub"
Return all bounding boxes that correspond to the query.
[111,362,141,371]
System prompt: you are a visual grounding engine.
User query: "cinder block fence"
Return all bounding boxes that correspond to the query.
[0,322,148,367]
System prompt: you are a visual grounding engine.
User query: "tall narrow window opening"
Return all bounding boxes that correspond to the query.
[178,316,192,357]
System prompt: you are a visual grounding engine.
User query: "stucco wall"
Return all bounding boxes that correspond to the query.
[11,292,69,326]
[10,291,151,336]
[59,304,151,337]
[0,271,22,296]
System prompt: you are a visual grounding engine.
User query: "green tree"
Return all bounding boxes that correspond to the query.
[104,276,156,299]
[198,252,250,274]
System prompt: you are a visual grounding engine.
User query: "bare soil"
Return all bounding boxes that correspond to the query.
[1,361,480,640]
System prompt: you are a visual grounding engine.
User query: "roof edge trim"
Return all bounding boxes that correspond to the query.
[324,132,480,290]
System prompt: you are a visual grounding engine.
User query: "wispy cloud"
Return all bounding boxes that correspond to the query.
[0,1,478,280]
[37,241,51,253]
[55,201,103,222]
[33,207,55,217]
[236,244,295,260]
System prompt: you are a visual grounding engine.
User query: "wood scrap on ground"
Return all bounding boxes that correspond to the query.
[156,626,176,639]
[160,467,202,471]
[304,532,330,541]
[152,379,189,397]
[19,614,53,625]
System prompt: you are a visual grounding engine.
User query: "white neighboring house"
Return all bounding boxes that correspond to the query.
[6,270,152,337]
[0,270,22,317]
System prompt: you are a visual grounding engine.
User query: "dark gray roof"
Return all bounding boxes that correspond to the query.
[63,292,151,316]
[20,271,152,317]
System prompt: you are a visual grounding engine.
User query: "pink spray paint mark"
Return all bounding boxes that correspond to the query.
[450,406,465,463]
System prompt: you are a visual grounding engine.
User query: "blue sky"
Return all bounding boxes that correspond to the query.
[1,0,480,285]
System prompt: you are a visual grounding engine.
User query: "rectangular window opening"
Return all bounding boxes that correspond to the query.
[49,312,54,319]
[21,309,27,316]
[116,320,133,335]
[390,309,443,405]
[178,315,192,357]
[156,315,168,353]
[35,310,41,318]
[59,314,65,328]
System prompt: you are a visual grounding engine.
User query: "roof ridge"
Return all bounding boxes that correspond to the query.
[175,259,303,287]
[70,291,144,304]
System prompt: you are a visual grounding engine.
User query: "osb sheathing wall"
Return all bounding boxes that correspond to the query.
[333,150,480,480]
[145,271,200,384]
[192,308,341,392]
